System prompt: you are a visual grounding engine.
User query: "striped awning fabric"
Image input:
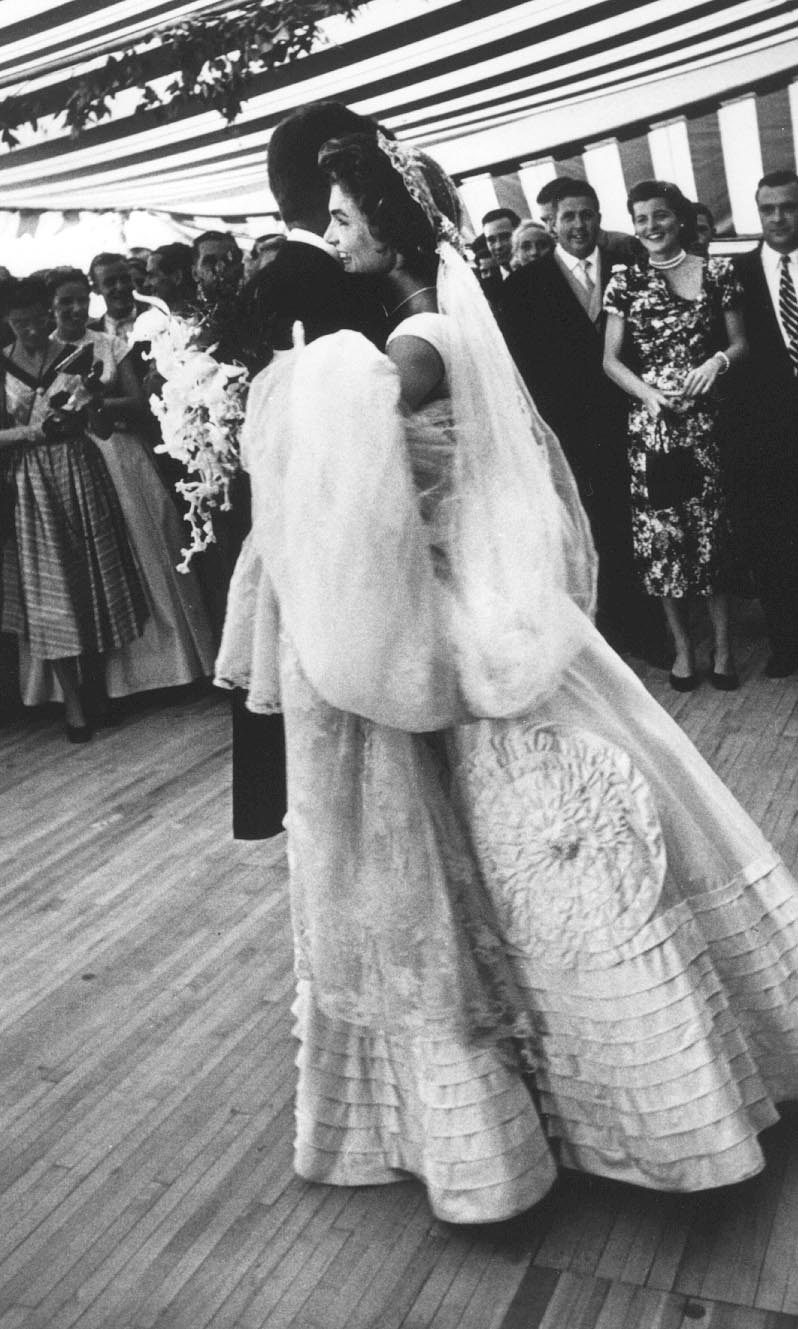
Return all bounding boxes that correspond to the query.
[0,0,795,235]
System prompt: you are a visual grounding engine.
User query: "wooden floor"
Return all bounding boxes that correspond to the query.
[2,610,798,1329]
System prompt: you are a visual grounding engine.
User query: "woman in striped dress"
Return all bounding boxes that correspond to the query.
[19,268,216,709]
[0,276,147,741]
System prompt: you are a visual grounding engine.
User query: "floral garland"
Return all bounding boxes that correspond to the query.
[133,301,248,572]
[0,1,368,147]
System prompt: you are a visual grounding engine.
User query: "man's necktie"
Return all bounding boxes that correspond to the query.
[578,258,595,293]
[779,253,798,375]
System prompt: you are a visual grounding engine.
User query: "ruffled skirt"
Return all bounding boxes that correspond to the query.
[284,628,798,1222]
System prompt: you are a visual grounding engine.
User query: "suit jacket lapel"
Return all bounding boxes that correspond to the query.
[550,253,596,329]
[749,246,788,354]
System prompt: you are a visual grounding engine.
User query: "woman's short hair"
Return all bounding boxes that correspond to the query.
[511,220,553,247]
[319,133,461,282]
[626,180,698,247]
[0,275,49,317]
[46,267,90,303]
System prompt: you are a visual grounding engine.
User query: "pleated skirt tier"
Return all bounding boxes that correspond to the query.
[285,628,798,1223]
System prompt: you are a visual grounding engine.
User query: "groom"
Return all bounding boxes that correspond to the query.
[229,101,386,839]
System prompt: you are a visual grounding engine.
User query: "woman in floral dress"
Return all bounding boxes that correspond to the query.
[603,180,747,691]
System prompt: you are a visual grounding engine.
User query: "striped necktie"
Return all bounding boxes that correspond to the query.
[779,253,798,375]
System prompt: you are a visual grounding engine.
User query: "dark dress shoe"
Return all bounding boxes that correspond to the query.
[708,651,740,691]
[669,671,700,692]
[765,654,798,678]
[710,669,740,691]
[65,723,92,744]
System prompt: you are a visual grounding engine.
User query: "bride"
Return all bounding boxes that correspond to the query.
[217,132,798,1223]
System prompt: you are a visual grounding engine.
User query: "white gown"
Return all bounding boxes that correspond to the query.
[21,330,215,702]
[216,317,798,1223]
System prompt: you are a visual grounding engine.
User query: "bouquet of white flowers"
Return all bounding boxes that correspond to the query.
[133,298,249,571]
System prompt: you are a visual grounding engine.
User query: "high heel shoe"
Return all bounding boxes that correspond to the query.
[709,652,740,691]
[669,671,700,692]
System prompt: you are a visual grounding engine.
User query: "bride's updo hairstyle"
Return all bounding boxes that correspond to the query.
[319,132,463,283]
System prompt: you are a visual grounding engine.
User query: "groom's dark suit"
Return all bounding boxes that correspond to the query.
[500,251,661,658]
[229,238,384,838]
[240,239,385,367]
[727,245,798,662]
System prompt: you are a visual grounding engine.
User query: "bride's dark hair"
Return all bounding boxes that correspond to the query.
[319,133,459,283]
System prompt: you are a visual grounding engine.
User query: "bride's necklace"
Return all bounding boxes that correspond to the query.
[386,285,436,319]
[650,249,687,270]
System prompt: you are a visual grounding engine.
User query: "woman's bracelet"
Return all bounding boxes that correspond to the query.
[713,350,730,375]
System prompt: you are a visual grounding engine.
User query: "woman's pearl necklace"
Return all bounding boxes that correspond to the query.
[649,249,688,270]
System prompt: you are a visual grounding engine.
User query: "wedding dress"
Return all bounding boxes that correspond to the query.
[216,305,798,1223]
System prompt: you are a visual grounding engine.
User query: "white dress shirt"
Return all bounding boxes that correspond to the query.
[103,311,138,346]
[286,227,337,259]
[554,244,602,323]
[760,243,798,349]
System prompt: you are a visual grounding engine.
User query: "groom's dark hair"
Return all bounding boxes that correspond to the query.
[267,102,379,232]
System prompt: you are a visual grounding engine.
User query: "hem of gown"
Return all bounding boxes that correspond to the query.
[290,853,798,1215]
[291,982,557,1224]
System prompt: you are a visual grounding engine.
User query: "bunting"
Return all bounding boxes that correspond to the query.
[0,0,794,236]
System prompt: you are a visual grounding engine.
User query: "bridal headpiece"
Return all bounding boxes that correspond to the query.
[376,131,466,255]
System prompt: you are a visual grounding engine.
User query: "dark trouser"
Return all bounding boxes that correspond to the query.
[579,451,667,661]
[732,456,798,659]
[231,690,287,840]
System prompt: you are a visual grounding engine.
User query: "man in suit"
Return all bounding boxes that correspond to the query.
[482,208,520,276]
[729,169,798,676]
[536,177,640,264]
[228,101,385,840]
[88,252,149,345]
[501,178,665,660]
[478,208,520,311]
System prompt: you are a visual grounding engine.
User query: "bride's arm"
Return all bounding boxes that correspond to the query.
[387,334,444,410]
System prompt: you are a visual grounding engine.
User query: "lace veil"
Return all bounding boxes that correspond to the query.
[380,134,597,717]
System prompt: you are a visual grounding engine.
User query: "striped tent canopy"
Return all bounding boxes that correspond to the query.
[0,0,795,249]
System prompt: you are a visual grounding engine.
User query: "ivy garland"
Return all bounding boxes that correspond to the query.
[0,0,368,148]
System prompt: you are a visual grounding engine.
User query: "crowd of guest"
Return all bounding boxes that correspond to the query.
[0,229,287,738]
[488,169,798,688]
[1,164,797,744]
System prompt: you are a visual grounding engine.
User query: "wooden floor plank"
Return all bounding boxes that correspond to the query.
[397,1232,478,1328]
[3,607,798,1327]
